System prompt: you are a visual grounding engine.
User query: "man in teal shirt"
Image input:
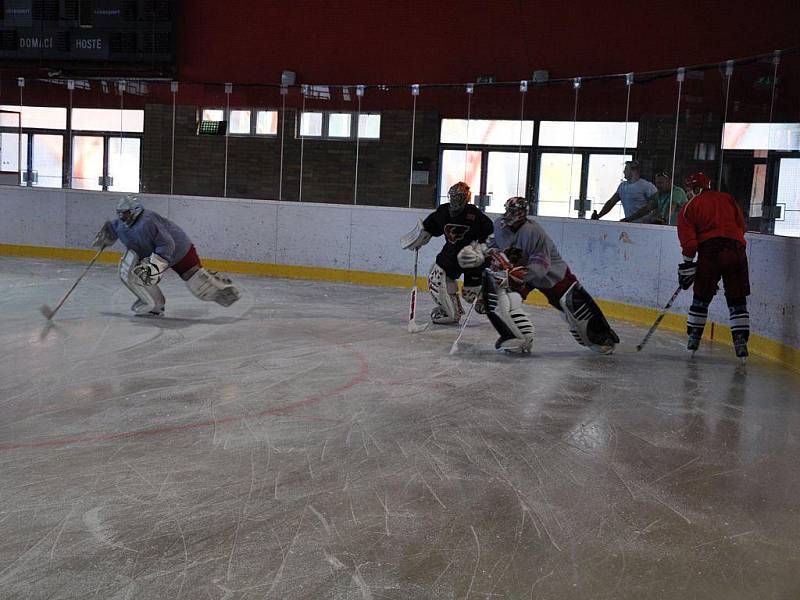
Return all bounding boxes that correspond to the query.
[621,169,688,224]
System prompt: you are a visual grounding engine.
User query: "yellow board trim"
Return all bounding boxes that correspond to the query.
[3,242,798,373]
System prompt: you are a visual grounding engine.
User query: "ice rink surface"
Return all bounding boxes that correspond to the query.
[1,256,799,599]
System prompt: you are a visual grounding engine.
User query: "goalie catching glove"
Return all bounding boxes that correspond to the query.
[133,253,169,286]
[457,242,489,269]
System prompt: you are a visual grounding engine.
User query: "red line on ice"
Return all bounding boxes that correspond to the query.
[0,344,369,452]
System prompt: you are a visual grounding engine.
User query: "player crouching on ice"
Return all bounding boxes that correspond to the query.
[457,196,619,354]
[401,181,494,324]
[93,195,241,316]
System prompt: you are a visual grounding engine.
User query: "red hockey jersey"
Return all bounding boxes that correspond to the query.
[677,190,746,259]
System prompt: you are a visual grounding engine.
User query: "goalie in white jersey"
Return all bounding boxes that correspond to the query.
[457,197,619,354]
[93,195,241,316]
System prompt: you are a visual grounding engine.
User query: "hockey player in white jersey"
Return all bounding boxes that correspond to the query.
[458,196,619,354]
[93,195,241,316]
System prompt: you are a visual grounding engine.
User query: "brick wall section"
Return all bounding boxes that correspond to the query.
[142,105,440,209]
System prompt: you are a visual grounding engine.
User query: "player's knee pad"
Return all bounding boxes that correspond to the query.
[559,282,618,353]
[726,298,749,342]
[482,271,534,349]
[185,268,241,307]
[428,263,461,323]
[119,249,165,313]
[688,296,710,338]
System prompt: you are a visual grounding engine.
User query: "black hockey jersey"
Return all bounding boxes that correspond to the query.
[423,203,494,275]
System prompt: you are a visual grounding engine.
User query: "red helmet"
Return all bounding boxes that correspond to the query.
[684,172,711,192]
[502,196,529,229]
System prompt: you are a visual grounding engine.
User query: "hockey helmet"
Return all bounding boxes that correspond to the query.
[684,172,711,193]
[447,181,472,216]
[502,196,529,229]
[116,194,144,227]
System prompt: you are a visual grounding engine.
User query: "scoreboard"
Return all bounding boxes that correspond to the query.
[0,0,174,72]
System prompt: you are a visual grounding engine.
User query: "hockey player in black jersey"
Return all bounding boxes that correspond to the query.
[401,182,494,324]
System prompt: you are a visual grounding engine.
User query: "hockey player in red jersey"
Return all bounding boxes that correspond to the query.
[677,172,750,360]
[401,182,494,324]
[457,196,619,354]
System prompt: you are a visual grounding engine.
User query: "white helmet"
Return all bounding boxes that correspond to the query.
[116,194,143,227]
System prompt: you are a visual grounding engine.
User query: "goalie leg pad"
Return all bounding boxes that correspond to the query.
[185,268,241,307]
[428,263,462,323]
[558,282,619,354]
[119,249,165,314]
[482,270,534,352]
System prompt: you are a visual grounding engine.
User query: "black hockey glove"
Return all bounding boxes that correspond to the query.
[678,261,697,290]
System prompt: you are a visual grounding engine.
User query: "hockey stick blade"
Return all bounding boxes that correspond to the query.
[40,304,55,320]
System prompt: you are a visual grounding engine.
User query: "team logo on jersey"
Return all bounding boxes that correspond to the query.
[444,223,470,243]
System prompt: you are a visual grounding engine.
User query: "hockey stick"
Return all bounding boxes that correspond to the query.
[407,249,429,333]
[636,285,682,351]
[449,287,481,354]
[40,246,105,321]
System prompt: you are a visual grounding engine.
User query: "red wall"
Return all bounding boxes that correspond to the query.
[177,0,798,85]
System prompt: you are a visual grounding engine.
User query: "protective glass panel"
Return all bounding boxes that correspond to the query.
[72,135,104,190]
[587,154,632,221]
[31,134,63,188]
[536,153,582,217]
[439,149,481,204]
[108,137,141,192]
[486,152,528,214]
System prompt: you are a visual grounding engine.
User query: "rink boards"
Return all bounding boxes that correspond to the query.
[0,186,798,371]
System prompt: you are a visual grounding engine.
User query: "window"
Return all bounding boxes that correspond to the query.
[229,110,251,134]
[300,112,324,137]
[298,111,381,140]
[722,123,800,151]
[440,119,534,145]
[538,121,638,148]
[0,105,67,129]
[202,108,280,136]
[256,110,278,135]
[202,108,225,122]
[71,108,144,133]
[328,113,351,138]
[358,114,380,139]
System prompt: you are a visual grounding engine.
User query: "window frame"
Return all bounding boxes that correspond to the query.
[201,106,280,137]
[296,110,381,141]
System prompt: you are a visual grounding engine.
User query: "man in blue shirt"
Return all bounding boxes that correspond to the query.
[591,160,657,222]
